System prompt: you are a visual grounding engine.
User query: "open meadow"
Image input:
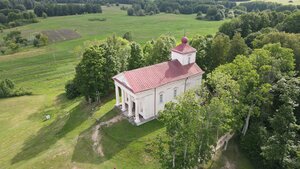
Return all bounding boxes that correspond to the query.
[0,6,254,169]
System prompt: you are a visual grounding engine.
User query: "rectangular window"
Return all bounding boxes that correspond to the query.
[188,57,191,64]
[159,94,163,103]
[174,88,177,98]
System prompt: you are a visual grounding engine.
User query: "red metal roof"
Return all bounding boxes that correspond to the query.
[114,60,204,93]
[171,37,196,54]
[171,43,196,54]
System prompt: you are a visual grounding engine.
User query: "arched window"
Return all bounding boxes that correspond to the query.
[173,87,178,98]
[159,92,164,103]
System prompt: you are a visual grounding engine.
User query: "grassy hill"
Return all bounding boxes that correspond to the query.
[0,6,253,169]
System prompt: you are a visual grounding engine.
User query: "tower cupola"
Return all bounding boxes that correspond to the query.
[171,37,197,65]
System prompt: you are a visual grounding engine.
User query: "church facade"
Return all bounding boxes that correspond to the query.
[113,37,204,125]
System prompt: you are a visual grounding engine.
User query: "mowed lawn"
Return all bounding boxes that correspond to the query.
[0,6,227,169]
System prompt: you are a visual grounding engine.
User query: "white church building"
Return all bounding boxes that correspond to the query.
[113,37,204,125]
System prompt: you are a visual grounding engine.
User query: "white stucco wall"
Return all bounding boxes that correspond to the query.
[171,51,196,65]
[114,72,202,121]
[135,74,202,119]
[135,89,155,119]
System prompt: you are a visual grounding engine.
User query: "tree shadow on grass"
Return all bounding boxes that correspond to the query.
[10,94,111,165]
[71,110,164,164]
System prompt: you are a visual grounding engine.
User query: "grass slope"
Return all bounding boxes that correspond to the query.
[0,6,246,169]
[0,6,225,94]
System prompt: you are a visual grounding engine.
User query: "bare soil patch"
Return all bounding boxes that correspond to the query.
[41,29,81,43]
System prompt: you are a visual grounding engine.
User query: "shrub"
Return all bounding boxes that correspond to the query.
[174,9,180,14]
[7,42,19,51]
[127,8,134,16]
[136,9,145,16]
[65,80,80,99]
[88,18,106,21]
[0,79,31,98]
[123,32,133,41]
[120,6,128,11]
[42,12,47,19]
[33,33,48,47]
[0,13,7,24]
[0,79,14,97]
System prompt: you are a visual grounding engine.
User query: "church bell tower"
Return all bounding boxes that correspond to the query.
[171,37,197,65]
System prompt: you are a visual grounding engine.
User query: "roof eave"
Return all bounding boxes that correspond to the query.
[171,49,197,54]
[113,77,136,94]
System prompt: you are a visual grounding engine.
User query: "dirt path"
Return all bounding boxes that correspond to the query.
[221,156,236,169]
[91,115,125,156]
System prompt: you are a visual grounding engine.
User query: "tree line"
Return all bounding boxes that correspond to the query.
[47,0,133,4]
[240,1,300,12]
[153,43,299,168]
[0,0,37,29]
[126,0,237,19]
[124,0,299,21]
[34,3,102,17]
[65,33,176,102]
[218,11,300,70]
[0,30,48,55]
[0,0,103,29]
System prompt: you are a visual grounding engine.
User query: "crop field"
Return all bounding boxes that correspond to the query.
[0,6,253,169]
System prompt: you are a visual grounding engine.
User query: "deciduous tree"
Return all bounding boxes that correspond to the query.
[228,32,249,62]
[148,35,176,65]
[128,42,144,70]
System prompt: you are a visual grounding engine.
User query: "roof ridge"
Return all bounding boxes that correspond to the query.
[124,59,179,73]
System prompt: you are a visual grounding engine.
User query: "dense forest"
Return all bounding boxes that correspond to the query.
[0,0,37,29]
[125,0,299,20]
[0,0,102,29]
[33,3,102,17]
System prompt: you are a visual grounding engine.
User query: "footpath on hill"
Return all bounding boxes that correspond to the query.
[91,114,125,156]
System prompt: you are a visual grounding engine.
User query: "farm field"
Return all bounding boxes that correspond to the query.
[0,6,253,169]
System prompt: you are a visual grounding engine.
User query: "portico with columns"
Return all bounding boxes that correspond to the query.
[114,81,141,124]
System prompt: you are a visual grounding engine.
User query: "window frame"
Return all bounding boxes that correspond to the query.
[159,93,164,103]
[173,87,178,98]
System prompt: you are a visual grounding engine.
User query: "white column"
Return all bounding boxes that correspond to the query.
[128,96,133,117]
[115,84,120,106]
[121,89,126,111]
[135,99,140,123]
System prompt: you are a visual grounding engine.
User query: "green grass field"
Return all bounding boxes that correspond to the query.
[0,6,252,169]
